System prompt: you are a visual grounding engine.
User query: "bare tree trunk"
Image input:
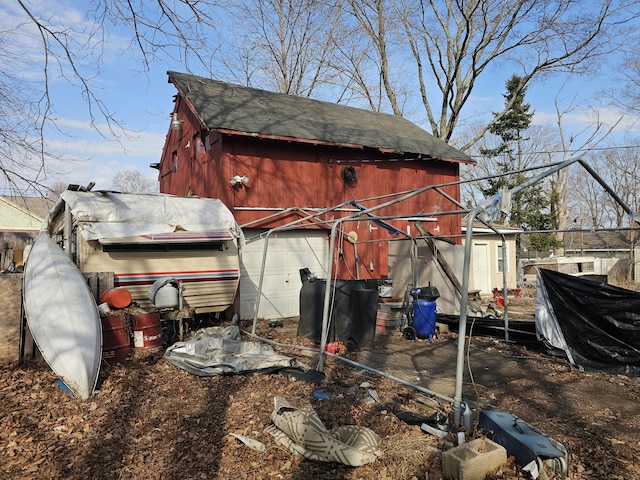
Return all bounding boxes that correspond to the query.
[550,167,570,256]
[629,228,636,283]
[551,101,622,255]
[393,0,632,144]
[346,0,402,115]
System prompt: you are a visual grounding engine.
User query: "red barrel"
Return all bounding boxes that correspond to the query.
[101,287,133,309]
[101,315,131,364]
[133,312,163,349]
[375,311,388,336]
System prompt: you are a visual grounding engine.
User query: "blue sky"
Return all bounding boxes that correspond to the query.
[3,0,638,193]
[0,0,176,192]
[43,63,174,191]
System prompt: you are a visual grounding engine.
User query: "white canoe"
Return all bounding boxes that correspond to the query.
[23,232,102,399]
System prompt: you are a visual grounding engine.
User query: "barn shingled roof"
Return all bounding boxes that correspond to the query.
[168,71,473,164]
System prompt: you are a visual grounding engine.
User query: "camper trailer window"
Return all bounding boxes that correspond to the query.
[102,241,225,253]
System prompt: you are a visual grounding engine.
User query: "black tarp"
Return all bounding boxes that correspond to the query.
[535,268,640,375]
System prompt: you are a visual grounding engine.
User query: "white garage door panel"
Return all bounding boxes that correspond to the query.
[240,230,328,320]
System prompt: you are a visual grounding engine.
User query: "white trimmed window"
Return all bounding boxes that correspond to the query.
[497,244,509,273]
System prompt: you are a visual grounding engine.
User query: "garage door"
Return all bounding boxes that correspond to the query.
[239,229,329,320]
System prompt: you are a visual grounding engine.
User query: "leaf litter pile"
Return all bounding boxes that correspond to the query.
[1,318,640,480]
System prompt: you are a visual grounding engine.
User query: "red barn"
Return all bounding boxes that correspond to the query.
[158,71,473,319]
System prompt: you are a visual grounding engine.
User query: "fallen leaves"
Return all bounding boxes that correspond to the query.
[0,324,639,479]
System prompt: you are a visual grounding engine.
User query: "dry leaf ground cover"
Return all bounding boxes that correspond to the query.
[1,315,639,479]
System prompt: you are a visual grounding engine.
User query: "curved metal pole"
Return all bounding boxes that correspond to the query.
[317,219,341,371]
[251,202,350,334]
[453,212,477,427]
[500,234,509,343]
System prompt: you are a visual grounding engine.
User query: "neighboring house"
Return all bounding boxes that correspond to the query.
[461,222,521,296]
[0,195,52,363]
[563,229,634,258]
[157,71,473,319]
[0,196,51,270]
[522,229,638,284]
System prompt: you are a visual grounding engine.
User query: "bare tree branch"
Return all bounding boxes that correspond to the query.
[365,0,634,146]
[221,0,343,97]
[2,1,221,193]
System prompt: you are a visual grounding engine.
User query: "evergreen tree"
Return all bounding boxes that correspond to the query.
[480,75,561,251]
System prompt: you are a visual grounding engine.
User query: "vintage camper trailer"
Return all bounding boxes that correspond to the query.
[46,190,242,315]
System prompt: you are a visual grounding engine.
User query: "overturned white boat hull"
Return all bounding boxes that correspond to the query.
[23,232,102,399]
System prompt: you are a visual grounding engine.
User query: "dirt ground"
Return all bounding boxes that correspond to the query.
[1,309,640,480]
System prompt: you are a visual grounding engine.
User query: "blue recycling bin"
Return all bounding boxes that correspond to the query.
[410,285,440,342]
[413,299,437,341]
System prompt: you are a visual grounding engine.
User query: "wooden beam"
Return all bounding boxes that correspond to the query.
[414,221,463,295]
[19,287,39,363]
[83,272,115,304]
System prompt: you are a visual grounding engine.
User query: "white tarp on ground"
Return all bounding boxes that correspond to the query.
[58,190,242,241]
[164,326,307,376]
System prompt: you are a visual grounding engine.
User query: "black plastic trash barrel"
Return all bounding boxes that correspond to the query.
[297,277,377,349]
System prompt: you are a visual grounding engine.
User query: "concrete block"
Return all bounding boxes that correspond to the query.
[442,437,507,480]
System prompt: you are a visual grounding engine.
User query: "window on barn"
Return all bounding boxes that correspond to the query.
[202,131,210,152]
[193,134,201,158]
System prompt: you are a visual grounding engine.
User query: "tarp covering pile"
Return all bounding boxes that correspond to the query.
[57,190,242,241]
[264,397,381,466]
[535,269,640,375]
[164,326,307,376]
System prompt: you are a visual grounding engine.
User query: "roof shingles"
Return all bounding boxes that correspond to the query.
[168,71,473,163]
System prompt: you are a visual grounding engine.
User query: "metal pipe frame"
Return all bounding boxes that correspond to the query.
[452,157,640,427]
[245,157,639,430]
[251,201,354,335]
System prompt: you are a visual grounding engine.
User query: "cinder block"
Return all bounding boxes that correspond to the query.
[442,437,507,480]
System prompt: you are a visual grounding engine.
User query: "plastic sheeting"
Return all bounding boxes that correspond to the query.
[59,190,242,241]
[535,269,640,375]
[164,326,307,376]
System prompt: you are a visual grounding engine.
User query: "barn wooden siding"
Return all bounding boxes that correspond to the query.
[158,102,462,280]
